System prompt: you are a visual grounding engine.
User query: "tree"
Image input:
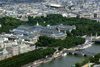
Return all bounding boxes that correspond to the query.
[66,31,72,36]
[75,62,81,67]
[58,46,63,51]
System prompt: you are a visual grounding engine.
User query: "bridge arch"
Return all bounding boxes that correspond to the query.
[84,54,87,56]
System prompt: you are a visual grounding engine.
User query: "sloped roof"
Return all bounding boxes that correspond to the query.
[17,25,33,30]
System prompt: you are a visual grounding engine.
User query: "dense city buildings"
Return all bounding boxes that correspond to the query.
[0,0,99,21]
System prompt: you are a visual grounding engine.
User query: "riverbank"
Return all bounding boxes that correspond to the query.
[28,39,100,67]
[38,55,86,67]
[75,44,100,67]
[0,48,56,67]
[22,51,67,67]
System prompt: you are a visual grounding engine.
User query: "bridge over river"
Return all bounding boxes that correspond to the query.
[65,50,97,57]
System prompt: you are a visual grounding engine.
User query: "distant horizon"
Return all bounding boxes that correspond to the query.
[0,0,100,2]
[0,0,45,2]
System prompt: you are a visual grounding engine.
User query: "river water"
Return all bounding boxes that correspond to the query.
[38,43,100,67]
[38,55,86,67]
[83,43,100,53]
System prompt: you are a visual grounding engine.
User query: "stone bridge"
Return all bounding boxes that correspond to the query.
[65,50,97,57]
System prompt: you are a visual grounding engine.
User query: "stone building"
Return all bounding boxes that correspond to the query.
[79,13,94,19]
[10,23,76,40]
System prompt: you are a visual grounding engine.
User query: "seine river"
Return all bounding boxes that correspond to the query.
[38,43,100,67]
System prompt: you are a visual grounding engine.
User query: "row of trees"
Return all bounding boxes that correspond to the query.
[75,53,100,67]
[35,36,85,48]
[0,48,56,67]
[0,16,26,33]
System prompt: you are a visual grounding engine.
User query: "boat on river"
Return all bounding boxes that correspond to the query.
[53,54,62,59]
[62,53,67,56]
[82,42,93,49]
[43,58,52,63]
[31,61,43,67]
[77,41,93,50]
